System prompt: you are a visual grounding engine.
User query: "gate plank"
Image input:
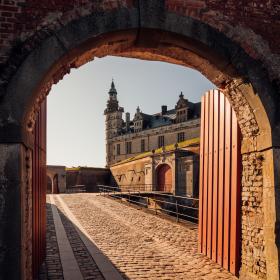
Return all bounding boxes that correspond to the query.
[230,111,241,275]
[198,96,205,252]
[223,98,232,270]
[207,91,214,257]
[212,90,220,261]
[217,93,225,266]
[202,92,209,254]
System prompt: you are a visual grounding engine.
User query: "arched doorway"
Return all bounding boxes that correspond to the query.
[0,3,278,280]
[156,164,172,193]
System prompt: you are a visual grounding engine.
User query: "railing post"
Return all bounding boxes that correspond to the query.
[176,200,179,223]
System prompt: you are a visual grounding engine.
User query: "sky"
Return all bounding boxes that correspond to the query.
[47,56,215,168]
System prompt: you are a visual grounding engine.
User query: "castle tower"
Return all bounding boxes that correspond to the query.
[104,80,124,166]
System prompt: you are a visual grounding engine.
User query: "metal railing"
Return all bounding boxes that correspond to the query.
[98,185,199,223]
[107,183,174,193]
[66,184,86,193]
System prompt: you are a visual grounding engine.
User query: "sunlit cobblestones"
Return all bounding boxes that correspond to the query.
[60,193,237,280]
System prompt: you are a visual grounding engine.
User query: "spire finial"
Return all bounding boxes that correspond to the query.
[109,79,117,96]
[111,78,115,89]
[179,91,184,98]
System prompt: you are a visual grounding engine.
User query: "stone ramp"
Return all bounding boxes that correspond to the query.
[40,193,238,280]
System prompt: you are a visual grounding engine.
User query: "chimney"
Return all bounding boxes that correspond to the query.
[161,105,167,115]
[126,112,130,132]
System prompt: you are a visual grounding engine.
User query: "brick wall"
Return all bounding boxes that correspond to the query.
[241,152,266,278]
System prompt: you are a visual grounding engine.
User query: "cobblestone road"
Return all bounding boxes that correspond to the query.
[59,193,237,280]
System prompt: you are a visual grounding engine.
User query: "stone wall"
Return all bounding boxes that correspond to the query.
[110,147,199,197]
[47,165,66,193]
[110,157,150,189]
[177,153,199,197]
[66,167,112,192]
[240,152,266,279]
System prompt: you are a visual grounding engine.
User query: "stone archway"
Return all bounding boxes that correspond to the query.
[0,2,279,280]
[156,164,172,192]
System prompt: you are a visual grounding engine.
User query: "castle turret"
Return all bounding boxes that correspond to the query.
[175,92,189,123]
[104,80,124,166]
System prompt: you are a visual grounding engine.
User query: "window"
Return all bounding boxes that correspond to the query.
[158,135,165,148]
[141,139,145,152]
[177,132,185,142]
[126,141,132,154]
[116,144,120,155]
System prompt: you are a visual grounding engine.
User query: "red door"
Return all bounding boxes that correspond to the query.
[198,90,241,276]
[157,164,172,192]
[32,100,47,278]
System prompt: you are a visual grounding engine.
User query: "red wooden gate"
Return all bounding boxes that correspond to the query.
[32,100,47,277]
[198,90,241,276]
[157,164,172,192]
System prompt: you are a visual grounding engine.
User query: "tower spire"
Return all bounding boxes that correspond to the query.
[109,78,117,96]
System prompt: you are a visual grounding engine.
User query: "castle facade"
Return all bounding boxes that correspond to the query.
[104,81,201,166]
[104,81,201,197]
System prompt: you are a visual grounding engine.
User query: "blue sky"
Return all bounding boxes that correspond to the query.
[47,56,215,167]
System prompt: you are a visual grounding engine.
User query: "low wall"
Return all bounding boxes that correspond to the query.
[66,167,112,192]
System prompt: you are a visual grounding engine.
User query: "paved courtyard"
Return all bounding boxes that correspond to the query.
[41,194,238,280]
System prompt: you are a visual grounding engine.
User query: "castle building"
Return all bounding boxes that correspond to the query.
[104,81,201,197]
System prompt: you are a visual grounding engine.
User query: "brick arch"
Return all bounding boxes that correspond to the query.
[0,2,279,280]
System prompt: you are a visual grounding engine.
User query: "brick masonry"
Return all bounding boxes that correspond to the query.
[241,152,266,278]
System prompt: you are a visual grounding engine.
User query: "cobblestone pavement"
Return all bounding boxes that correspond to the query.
[40,196,104,280]
[60,193,238,280]
[39,197,64,280]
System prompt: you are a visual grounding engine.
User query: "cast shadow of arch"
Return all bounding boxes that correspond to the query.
[41,202,129,280]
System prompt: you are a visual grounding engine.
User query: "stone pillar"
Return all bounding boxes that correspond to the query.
[171,156,176,195]
[59,174,67,193]
[175,158,186,196]
[0,144,32,280]
[144,161,153,191]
